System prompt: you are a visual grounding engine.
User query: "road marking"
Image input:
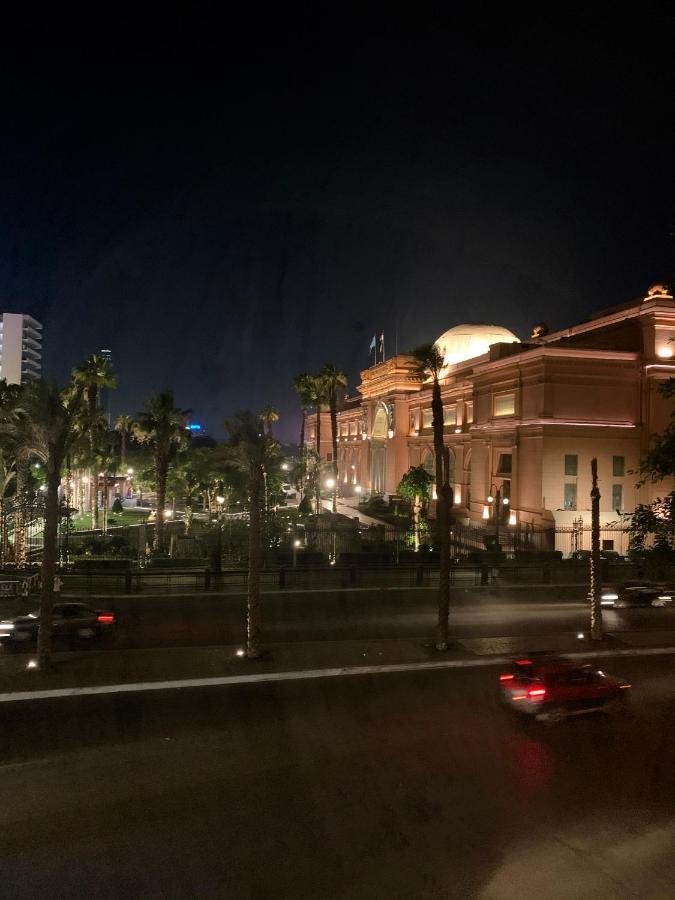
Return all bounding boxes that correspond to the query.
[1,645,675,703]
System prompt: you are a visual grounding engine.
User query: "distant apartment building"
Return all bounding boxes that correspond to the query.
[0,313,43,384]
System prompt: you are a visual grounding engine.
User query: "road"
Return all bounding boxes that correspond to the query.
[2,654,675,898]
[78,591,675,648]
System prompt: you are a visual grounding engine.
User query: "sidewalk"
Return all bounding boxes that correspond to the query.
[3,629,675,696]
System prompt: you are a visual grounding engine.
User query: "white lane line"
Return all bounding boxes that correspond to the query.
[1,644,675,703]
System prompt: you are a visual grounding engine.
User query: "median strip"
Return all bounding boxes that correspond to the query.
[2,645,675,703]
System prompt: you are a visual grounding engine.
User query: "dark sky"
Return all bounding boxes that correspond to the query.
[0,9,673,442]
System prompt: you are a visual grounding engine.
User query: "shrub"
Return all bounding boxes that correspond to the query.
[112,497,124,513]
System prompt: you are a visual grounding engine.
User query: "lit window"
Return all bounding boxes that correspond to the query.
[349,421,357,436]
[465,401,474,424]
[564,455,578,476]
[612,484,623,512]
[564,483,577,510]
[443,405,457,426]
[493,392,515,417]
[422,409,433,429]
[613,456,625,477]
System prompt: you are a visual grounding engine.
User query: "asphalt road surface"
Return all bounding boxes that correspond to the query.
[2,654,675,898]
[85,591,675,648]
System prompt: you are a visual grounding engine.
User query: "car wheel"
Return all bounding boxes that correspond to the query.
[13,630,33,643]
[76,627,96,639]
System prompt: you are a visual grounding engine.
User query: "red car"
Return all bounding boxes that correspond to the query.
[499,655,630,722]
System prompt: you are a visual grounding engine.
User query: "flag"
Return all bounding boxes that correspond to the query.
[378,331,384,353]
[369,334,376,352]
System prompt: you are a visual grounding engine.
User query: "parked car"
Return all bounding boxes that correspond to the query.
[0,602,116,645]
[601,580,673,608]
[499,655,630,722]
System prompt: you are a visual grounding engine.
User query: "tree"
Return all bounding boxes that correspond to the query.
[226,409,279,658]
[22,380,83,670]
[96,432,119,534]
[412,343,453,650]
[398,465,433,551]
[71,353,117,528]
[115,414,133,467]
[319,365,348,513]
[0,381,29,563]
[293,373,318,495]
[311,373,328,513]
[133,392,190,550]
[259,405,279,439]
[589,458,603,641]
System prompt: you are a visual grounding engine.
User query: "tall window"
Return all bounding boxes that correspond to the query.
[349,421,357,436]
[422,409,433,429]
[612,484,623,512]
[443,405,457,426]
[613,456,625,477]
[564,454,578,476]
[493,392,515,417]
[465,401,474,424]
[564,483,577,510]
[497,453,512,475]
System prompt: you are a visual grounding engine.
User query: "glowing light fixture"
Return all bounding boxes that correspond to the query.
[482,505,489,519]
[657,346,673,358]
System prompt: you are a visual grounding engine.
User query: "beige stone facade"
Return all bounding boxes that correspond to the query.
[306,286,675,544]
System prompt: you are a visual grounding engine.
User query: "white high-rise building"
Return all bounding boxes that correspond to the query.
[0,313,43,384]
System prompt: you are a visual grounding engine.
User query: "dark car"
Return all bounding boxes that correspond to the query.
[0,602,116,644]
[601,580,673,608]
[499,655,630,722]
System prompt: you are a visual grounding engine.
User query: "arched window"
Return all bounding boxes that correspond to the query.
[372,405,388,440]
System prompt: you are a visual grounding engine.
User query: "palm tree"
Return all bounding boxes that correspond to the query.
[412,344,453,651]
[226,409,279,658]
[293,374,318,494]
[259,405,279,439]
[71,353,117,528]
[134,391,190,550]
[319,365,347,513]
[115,414,133,467]
[22,379,83,670]
[96,434,118,534]
[310,373,328,514]
[0,380,28,563]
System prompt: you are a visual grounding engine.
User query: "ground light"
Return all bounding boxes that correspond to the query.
[26,659,38,670]
[236,649,245,657]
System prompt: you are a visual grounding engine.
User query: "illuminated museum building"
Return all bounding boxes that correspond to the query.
[306,285,675,533]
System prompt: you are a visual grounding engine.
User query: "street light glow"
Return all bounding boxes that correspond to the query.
[293,539,301,547]
[216,496,225,504]
[325,478,335,489]
[354,485,362,494]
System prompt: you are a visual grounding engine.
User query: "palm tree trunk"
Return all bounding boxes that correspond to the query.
[120,431,127,468]
[315,406,322,515]
[330,393,338,513]
[590,457,603,640]
[102,474,109,534]
[414,494,421,551]
[15,451,29,566]
[37,471,60,671]
[185,500,193,536]
[155,454,168,550]
[246,464,262,658]
[432,376,452,650]
[299,409,306,497]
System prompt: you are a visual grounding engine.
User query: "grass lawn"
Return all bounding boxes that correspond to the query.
[70,508,150,530]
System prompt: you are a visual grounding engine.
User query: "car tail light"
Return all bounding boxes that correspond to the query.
[516,658,532,666]
[97,613,115,624]
[527,687,546,700]
[499,673,514,682]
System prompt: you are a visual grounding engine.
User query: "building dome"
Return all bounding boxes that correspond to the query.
[434,323,520,366]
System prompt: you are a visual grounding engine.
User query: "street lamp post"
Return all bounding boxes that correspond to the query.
[486,484,510,551]
[293,538,301,568]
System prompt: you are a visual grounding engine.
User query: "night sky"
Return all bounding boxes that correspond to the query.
[0,10,673,442]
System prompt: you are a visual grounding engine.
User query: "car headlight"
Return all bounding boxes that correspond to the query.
[0,623,15,632]
[658,595,672,601]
